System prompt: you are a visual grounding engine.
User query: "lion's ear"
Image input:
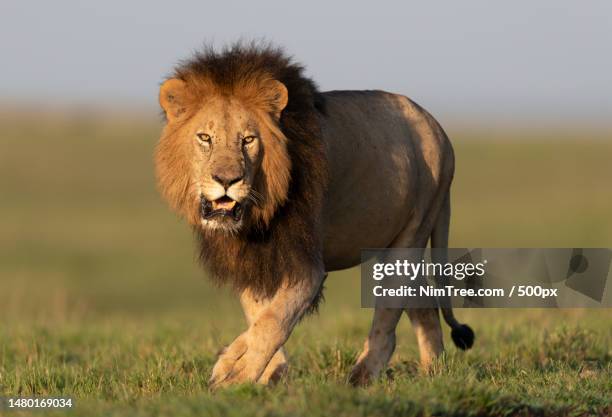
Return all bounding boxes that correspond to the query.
[159,78,188,122]
[268,80,288,118]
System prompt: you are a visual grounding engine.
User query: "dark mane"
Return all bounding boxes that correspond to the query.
[173,42,326,116]
[174,42,328,298]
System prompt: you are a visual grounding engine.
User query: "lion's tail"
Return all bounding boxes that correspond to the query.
[440,307,475,350]
[431,192,475,351]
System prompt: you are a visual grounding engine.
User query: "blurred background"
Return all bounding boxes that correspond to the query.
[3,1,612,125]
[0,1,610,407]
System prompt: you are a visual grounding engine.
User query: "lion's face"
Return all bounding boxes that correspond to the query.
[156,77,291,233]
[187,96,264,232]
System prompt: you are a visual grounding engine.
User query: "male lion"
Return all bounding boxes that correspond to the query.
[155,43,474,388]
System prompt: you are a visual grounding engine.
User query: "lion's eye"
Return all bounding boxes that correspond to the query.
[242,135,257,146]
[196,133,212,144]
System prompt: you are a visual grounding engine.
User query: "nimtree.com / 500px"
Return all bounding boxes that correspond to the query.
[372,285,559,300]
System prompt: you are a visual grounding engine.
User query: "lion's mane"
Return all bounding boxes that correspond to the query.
[158,42,328,297]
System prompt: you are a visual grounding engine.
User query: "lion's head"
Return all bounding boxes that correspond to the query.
[155,50,296,233]
[155,43,327,295]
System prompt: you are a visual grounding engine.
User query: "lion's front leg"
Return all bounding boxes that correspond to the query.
[240,289,288,385]
[209,268,324,389]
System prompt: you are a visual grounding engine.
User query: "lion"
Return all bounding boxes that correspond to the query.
[155,43,474,388]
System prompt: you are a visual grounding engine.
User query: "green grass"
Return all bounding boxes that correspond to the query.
[0,114,611,416]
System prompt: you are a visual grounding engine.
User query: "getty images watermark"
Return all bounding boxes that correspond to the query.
[361,249,612,308]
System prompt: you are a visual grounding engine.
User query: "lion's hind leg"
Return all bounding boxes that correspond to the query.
[348,307,403,386]
[349,227,431,386]
[405,308,444,369]
[403,191,450,370]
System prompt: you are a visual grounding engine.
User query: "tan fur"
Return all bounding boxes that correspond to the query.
[156,80,291,228]
[240,290,288,384]
[209,268,323,388]
[155,46,468,388]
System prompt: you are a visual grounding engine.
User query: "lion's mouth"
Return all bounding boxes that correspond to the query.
[201,195,243,221]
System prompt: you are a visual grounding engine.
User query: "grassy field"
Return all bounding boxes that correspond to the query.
[0,114,611,416]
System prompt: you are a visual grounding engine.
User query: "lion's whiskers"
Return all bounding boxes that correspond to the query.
[248,189,264,207]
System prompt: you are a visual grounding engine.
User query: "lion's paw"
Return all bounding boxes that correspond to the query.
[348,361,373,387]
[209,333,265,389]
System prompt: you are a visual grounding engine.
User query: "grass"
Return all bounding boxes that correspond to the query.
[0,114,610,416]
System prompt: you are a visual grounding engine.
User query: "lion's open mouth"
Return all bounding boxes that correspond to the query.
[201,195,243,221]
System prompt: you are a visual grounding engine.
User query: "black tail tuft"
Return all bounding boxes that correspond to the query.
[451,324,475,350]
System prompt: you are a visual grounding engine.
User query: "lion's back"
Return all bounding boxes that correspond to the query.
[319,90,454,270]
[321,90,453,183]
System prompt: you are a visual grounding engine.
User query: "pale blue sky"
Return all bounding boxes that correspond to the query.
[2,1,611,124]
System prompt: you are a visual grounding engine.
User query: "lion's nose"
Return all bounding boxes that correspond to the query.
[212,173,244,189]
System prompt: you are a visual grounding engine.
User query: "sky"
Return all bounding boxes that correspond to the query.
[1,1,611,124]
